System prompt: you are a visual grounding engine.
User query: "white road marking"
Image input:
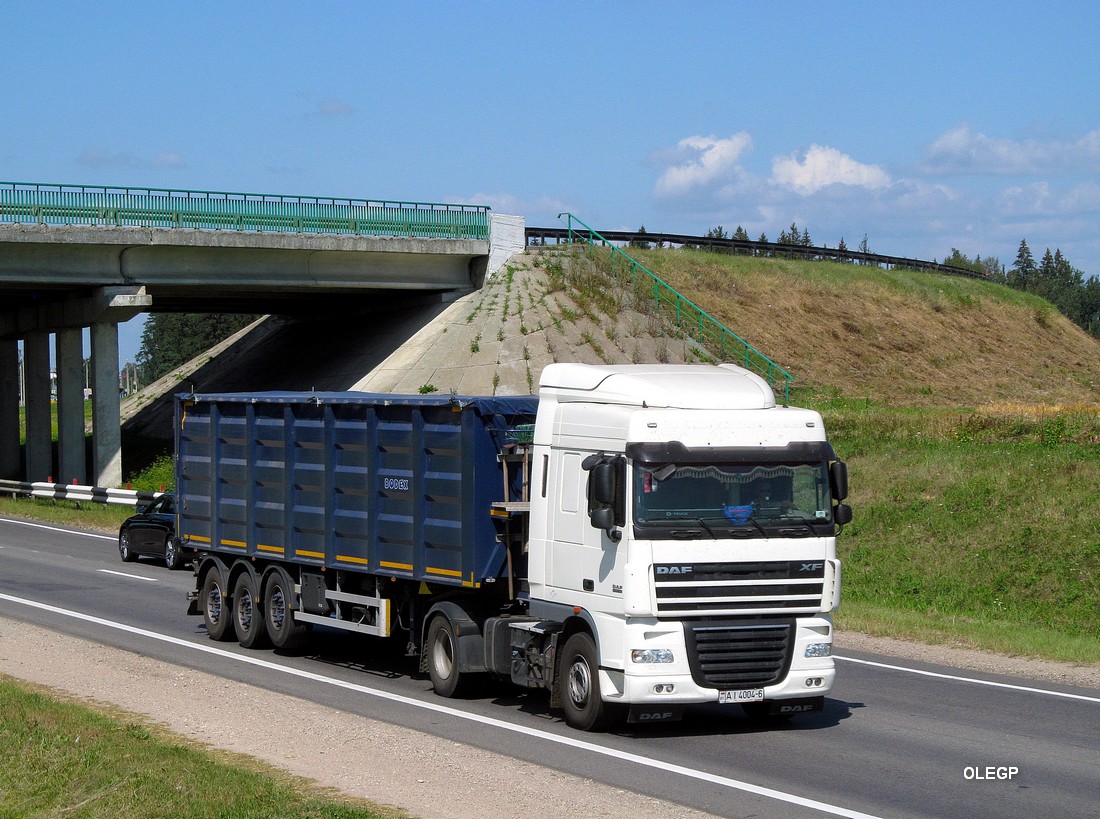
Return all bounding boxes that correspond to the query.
[834,655,1100,704]
[0,517,115,541]
[97,569,159,583]
[0,591,881,819]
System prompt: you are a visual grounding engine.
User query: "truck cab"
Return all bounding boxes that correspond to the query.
[523,363,848,728]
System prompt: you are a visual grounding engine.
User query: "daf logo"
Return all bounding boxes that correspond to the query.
[637,711,675,721]
[779,704,817,713]
[656,566,693,575]
[800,562,824,573]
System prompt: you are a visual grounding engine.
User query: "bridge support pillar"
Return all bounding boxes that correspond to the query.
[0,339,19,479]
[23,332,52,482]
[56,327,87,485]
[91,322,123,488]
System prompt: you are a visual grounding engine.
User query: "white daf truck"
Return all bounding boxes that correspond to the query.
[181,362,849,731]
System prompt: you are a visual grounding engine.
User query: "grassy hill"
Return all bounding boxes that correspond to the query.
[555,244,1100,662]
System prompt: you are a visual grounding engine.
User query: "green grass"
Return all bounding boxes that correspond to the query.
[0,678,398,818]
[819,402,1100,662]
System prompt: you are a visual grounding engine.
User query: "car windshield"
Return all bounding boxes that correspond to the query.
[633,462,833,535]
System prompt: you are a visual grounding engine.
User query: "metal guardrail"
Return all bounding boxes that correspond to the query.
[526,226,986,279]
[554,213,794,402]
[0,479,162,508]
[0,181,491,241]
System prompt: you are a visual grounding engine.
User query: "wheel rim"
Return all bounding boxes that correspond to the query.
[568,655,593,708]
[237,588,255,633]
[432,628,454,680]
[165,540,176,564]
[269,586,288,632]
[119,533,129,558]
[206,583,224,625]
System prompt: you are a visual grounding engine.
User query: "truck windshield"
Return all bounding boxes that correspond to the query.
[633,462,834,539]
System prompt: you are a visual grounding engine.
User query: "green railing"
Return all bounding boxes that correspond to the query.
[0,182,491,241]
[557,213,794,402]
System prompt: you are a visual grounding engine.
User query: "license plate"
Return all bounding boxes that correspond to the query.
[719,688,764,704]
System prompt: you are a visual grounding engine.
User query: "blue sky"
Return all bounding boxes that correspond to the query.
[3,1,1098,363]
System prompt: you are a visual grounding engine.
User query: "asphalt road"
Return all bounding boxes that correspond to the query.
[1,516,1097,819]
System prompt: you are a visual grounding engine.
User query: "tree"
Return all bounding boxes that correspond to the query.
[1008,239,1036,290]
[837,237,850,262]
[756,232,770,257]
[732,225,750,255]
[629,225,651,250]
[137,312,259,383]
[858,234,871,264]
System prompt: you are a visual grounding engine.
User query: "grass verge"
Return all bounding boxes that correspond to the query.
[0,677,401,818]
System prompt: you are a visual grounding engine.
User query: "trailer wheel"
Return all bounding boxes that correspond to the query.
[232,572,269,649]
[200,568,234,642]
[118,531,136,562]
[264,568,308,652]
[426,615,465,698]
[560,632,619,732]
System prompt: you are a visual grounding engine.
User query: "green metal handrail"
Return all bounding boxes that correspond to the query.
[0,182,491,241]
[557,212,794,402]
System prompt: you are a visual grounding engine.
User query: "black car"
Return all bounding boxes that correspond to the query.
[118,494,189,569]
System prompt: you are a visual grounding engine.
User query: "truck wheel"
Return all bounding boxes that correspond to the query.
[163,537,182,571]
[119,531,137,562]
[264,568,308,652]
[200,568,234,642]
[232,572,269,649]
[426,615,465,697]
[560,632,619,732]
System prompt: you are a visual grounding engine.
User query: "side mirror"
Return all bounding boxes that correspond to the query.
[834,503,852,526]
[589,507,622,542]
[590,463,616,506]
[135,502,149,514]
[830,461,849,502]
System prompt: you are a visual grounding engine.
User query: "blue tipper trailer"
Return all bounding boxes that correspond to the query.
[175,391,538,589]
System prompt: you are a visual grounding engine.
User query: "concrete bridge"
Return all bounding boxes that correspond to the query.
[0,182,522,486]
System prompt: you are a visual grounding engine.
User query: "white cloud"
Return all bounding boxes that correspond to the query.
[152,152,186,168]
[770,145,891,196]
[469,191,569,219]
[924,125,1100,175]
[653,133,753,198]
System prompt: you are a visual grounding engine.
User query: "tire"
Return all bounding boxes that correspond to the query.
[200,568,234,642]
[232,571,269,649]
[426,615,465,698]
[560,632,621,732]
[263,568,308,652]
[118,530,137,562]
[163,537,182,571]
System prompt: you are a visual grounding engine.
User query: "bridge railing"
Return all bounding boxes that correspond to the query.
[0,182,491,241]
[556,213,794,402]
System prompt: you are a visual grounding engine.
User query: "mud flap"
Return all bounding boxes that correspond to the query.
[760,696,824,716]
[627,705,685,724]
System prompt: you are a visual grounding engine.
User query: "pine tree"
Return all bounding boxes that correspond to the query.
[1008,239,1036,290]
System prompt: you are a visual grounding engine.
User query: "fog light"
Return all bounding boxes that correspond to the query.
[805,677,824,687]
[632,648,674,664]
[652,683,676,694]
[805,642,832,658]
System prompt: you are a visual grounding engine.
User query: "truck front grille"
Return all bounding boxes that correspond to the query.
[653,560,824,616]
[683,619,795,689]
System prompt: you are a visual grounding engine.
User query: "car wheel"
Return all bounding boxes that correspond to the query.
[119,530,137,562]
[232,571,269,649]
[263,568,309,652]
[163,537,182,570]
[559,632,622,732]
[200,568,234,642]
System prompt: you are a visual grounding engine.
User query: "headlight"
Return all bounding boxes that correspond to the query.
[631,648,674,664]
[805,642,832,658]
